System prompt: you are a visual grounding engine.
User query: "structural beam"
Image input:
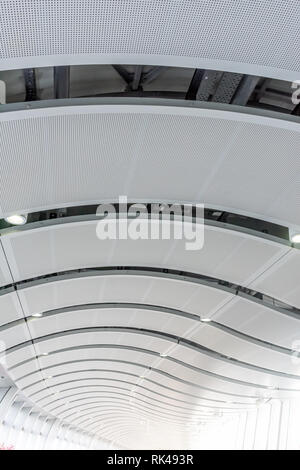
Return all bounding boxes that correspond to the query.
[232,76,261,106]
[54,66,70,99]
[131,65,143,91]
[23,69,38,101]
[185,69,205,100]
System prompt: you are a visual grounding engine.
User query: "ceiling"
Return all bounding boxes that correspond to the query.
[1,220,300,448]
[0,0,300,81]
[0,0,300,450]
[0,104,300,230]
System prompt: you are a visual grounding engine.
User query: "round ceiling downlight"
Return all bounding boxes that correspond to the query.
[290,233,300,244]
[4,214,27,225]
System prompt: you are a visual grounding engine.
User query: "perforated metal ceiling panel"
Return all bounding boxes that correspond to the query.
[1,2,300,449]
[0,241,13,287]
[250,250,300,309]
[4,291,300,400]
[0,105,300,229]
[1,1,300,81]
[0,323,30,349]
[17,274,233,318]
[187,323,299,375]
[23,311,300,387]
[10,269,300,355]
[0,217,298,447]
[0,291,23,325]
[213,296,300,349]
[0,221,288,285]
[27,308,197,340]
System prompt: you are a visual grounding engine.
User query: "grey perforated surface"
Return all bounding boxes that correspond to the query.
[0,1,300,80]
[0,104,299,229]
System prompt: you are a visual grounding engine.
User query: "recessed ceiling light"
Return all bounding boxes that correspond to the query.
[290,232,300,244]
[267,385,276,390]
[32,313,43,318]
[212,211,222,218]
[160,353,168,358]
[256,397,265,405]
[4,214,27,226]
[47,376,53,379]
[201,317,212,322]
[40,352,48,356]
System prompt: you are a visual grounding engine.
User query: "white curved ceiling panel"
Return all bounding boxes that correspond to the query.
[0,241,13,287]
[142,367,273,401]
[165,233,287,287]
[8,358,40,381]
[45,396,215,421]
[43,391,234,418]
[57,404,211,426]
[22,370,145,396]
[52,402,211,426]
[0,106,300,228]
[32,331,174,358]
[151,360,297,401]
[187,323,299,375]
[0,291,23,325]
[37,387,185,411]
[36,383,229,413]
[14,350,298,404]
[29,378,232,410]
[214,296,300,349]
[0,322,30,349]
[18,299,300,377]
[17,320,300,392]
[0,1,300,81]
[26,307,197,339]
[3,344,36,369]
[169,345,294,393]
[13,370,45,390]
[8,268,300,361]
[0,221,288,286]
[12,348,158,381]
[250,250,300,309]
[5,326,274,400]
[17,274,233,318]
[16,361,153,390]
[23,368,256,406]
